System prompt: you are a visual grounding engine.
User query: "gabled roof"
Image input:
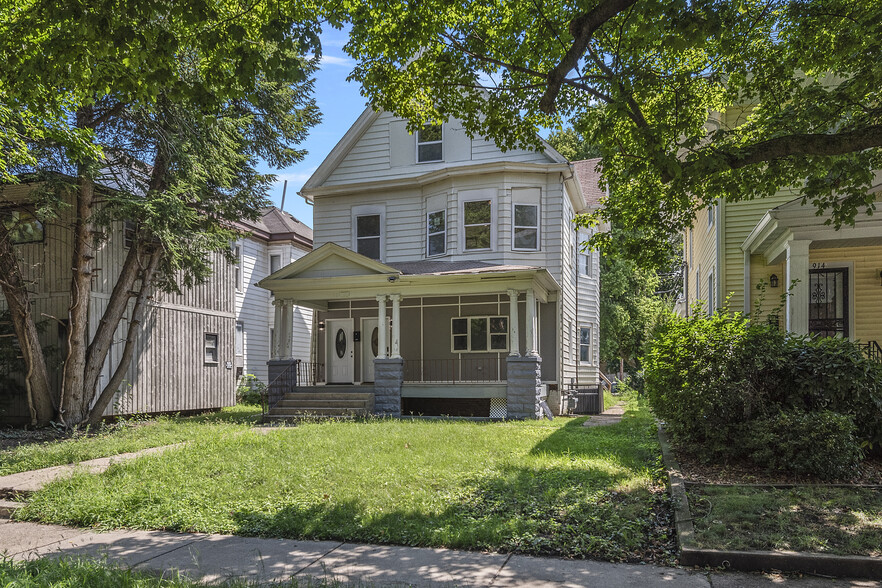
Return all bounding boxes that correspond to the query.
[571,158,605,209]
[301,106,569,195]
[257,242,399,286]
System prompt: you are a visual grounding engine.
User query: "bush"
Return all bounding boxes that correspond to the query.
[745,409,864,479]
[643,311,882,474]
[236,375,266,406]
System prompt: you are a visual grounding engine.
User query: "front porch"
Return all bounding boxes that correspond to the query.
[258,243,561,419]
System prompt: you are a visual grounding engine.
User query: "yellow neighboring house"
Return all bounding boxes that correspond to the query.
[679,179,882,354]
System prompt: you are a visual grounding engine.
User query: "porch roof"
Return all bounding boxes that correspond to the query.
[256,243,560,310]
[742,192,882,264]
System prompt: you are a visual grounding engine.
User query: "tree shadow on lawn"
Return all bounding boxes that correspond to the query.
[228,456,652,561]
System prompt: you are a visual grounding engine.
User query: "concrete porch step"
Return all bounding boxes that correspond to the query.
[268,406,370,416]
[277,393,374,402]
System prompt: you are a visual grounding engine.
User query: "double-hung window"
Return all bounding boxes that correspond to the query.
[512,204,539,250]
[269,253,281,274]
[579,327,591,362]
[451,316,508,352]
[416,125,443,162]
[463,200,492,250]
[232,243,243,291]
[426,209,446,256]
[204,333,219,364]
[356,214,382,259]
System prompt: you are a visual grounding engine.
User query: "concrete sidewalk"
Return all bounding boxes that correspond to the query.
[0,519,876,587]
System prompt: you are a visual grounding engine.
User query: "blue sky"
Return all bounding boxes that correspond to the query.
[258,27,366,228]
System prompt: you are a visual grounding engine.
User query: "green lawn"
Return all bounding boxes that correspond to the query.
[689,485,882,556]
[17,396,669,562]
[0,557,350,587]
[0,406,261,476]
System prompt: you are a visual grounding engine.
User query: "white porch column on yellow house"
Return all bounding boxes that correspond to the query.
[280,299,294,359]
[786,240,811,335]
[390,293,401,359]
[507,288,520,357]
[525,288,538,357]
[376,294,388,359]
[271,299,283,359]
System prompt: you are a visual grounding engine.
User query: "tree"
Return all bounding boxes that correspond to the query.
[342,0,882,266]
[0,0,327,426]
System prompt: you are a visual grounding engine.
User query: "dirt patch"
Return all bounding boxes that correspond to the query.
[672,444,882,486]
[0,428,68,452]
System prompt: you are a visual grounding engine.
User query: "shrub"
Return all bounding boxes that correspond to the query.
[745,409,863,479]
[236,375,266,406]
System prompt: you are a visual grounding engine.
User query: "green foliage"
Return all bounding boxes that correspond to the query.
[19,399,669,563]
[644,311,882,476]
[745,410,862,480]
[341,0,882,266]
[545,128,601,161]
[236,375,266,406]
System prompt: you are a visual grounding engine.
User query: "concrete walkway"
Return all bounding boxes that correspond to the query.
[0,519,875,587]
[582,400,626,428]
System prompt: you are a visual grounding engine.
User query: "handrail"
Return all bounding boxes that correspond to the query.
[859,340,882,363]
[599,372,614,391]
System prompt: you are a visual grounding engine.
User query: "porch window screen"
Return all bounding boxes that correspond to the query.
[513,204,539,250]
[579,327,591,362]
[356,214,381,259]
[451,316,508,352]
[427,210,446,256]
[417,125,443,162]
[463,200,491,250]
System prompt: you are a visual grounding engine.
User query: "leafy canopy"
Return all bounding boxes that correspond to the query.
[341,0,882,266]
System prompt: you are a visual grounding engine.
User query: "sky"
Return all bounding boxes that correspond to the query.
[258,26,366,228]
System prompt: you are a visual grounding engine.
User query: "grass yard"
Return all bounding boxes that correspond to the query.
[688,485,882,556]
[17,396,672,563]
[0,406,261,476]
[0,557,349,587]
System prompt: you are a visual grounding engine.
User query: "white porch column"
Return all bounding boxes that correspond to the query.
[785,240,811,335]
[376,294,388,359]
[507,288,521,357]
[272,299,283,360]
[525,288,538,357]
[280,299,294,359]
[390,294,401,359]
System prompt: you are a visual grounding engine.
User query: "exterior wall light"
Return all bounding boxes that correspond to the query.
[769,274,779,288]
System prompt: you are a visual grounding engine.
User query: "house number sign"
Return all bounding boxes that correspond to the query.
[811,263,826,269]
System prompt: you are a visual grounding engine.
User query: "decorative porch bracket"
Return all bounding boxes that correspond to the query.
[506,355,542,419]
[374,357,403,417]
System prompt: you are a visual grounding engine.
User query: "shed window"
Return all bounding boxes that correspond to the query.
[451,316,508,353]
[417,125,443,162]
[204,333,219,364]
[512,204,539,250]
[124,221,136,249]
[463,200,491,250]
[426,210,446,257]
[356,214,381,259]
[3,211,44,244]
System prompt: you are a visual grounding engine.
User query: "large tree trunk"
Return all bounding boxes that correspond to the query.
[59,163,96,426]
[87,247,161,425]
[0,229,55,425]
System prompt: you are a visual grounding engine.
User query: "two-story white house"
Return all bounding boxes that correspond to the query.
[233,207,313,384]
[258,108,602,419]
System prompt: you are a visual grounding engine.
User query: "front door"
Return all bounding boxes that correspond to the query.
[326,318,354,383]
[809,268,849,338]
[360,317,390,383]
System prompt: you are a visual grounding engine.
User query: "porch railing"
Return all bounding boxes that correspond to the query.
[262,360,325,415]
[859,341,882,363]
[403,357,506,383]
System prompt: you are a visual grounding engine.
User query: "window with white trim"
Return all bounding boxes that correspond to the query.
[356,214,382,259]
[707,203,715,229]
[416,125,443,162]
[426,209,446,256]
[579,327,591,362]
[204,333,219,364]
[232,243,243,291]
[707,270,715,316]
[235,322,244,357]
[463,200,492,250]
[123,221,136,249]
[451,316,508,352]
[269,253,281,274]
[512,203,539,250]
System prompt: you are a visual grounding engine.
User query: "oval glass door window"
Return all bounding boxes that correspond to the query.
[371,327,379,357]
[335,329,347,358]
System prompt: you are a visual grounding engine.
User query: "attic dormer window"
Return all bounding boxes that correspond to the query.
[417,125,443,162]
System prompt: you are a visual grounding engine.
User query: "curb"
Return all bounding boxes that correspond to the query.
[657,425,882,579]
